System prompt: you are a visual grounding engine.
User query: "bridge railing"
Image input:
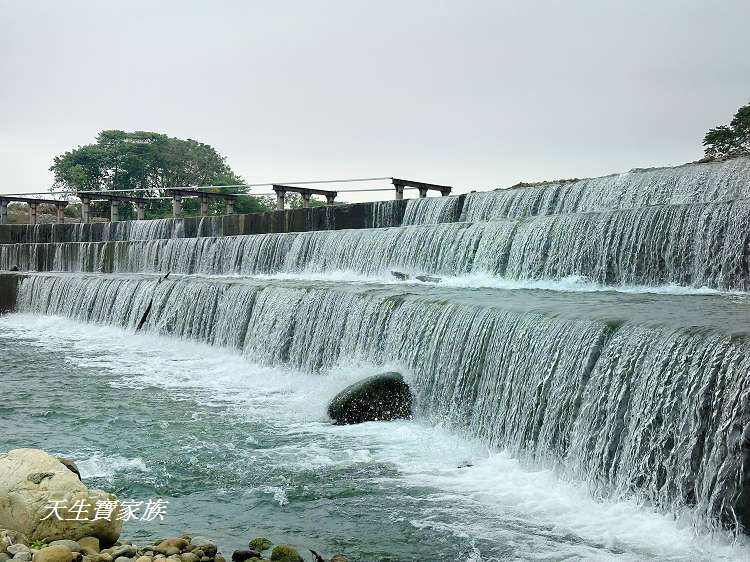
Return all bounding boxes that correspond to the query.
[0,176,453,223]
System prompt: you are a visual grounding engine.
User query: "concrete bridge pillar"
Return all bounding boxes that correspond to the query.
[395,185,404,200]
[172,195,183,218]
[200,195,209,217]
[326,194,336,206]
[0,201,7,225]
[418,187,428,198]
[276,191,285,211]
[136,202,146,220]
[29,203,38,225]
[110,201,120,222]
[56,203,66,224]
[302,192,311,209]
[81,198,91,223]
[226,197,235,214]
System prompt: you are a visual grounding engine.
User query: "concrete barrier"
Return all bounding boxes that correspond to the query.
[0,272,24,313]
[0,200,410,244]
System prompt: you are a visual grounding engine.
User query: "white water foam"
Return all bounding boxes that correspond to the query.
[2,314,749,561]
[192,269,746,297]
[73,452,149,481]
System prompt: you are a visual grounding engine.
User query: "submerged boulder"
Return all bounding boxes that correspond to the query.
[0,449,122,546]
[327,372,412,425]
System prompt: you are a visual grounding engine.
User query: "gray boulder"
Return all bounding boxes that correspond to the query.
[327,372,412,425]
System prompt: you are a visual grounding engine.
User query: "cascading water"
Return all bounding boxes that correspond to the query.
[4,156,750,557]
[5,199,750,290]
[401,195,464,225]
[460,156,750,221]
[15,273,750,533]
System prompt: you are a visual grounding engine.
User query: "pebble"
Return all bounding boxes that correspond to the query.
[12,553,32,562]
[48,543,81,554]
[6,548,29,557]
[110,547,136,560]
[77,539,99,557]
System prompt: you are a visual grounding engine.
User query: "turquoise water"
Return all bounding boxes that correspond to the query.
[2,311,749,562]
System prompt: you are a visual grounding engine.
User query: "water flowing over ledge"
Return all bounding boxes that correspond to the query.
[460,156,750,221]
[15,272,750,534]
[4,199,750,291]
[3,157,749,246]
[0,199,409,244]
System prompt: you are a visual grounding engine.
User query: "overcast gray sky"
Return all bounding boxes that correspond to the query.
[1,0,749,201]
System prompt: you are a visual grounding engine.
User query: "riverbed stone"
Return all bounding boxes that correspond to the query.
[329,556,348,562]
[113,557,130,562]
[48,542,81,554]
[6,547,29,557]
[1,553,10,562]
[247,538,271,552]
[134,556,152,562]
[327,372,412,424]
[77,539,99,557]
[32,546,74,562]
[1,531,29,554]
[0,449,122,545]
[13,552,32,562]
[187,541,214,559]
[110,546,136,559]
[179,553,198,562]
[269,545,302,562]
[230,550,260,562]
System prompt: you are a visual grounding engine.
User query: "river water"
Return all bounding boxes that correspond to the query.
[2,284,749,561]
[4,158,750,561]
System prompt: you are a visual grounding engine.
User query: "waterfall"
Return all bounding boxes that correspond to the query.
[0,200,411,245]
[6,199,750,291]
[401,196,464,225]
[461,156,750,221]
[16,272,750,531]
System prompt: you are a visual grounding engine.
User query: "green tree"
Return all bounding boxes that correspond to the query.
[703,102,750,159]
[51,130,274,218]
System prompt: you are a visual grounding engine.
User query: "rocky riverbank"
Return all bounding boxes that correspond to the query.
[0,449,348,562]
[0,531,346,562]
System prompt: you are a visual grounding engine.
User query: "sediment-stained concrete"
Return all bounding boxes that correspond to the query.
[0,272,24,313]
[0,200,411,244]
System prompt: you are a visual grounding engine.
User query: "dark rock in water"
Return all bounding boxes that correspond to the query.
[328,372,412,425]
[9,265,19,272]
[415,274,441,283]
[390,270,410,280]
[309,550,325,562]
[231,549,260,562]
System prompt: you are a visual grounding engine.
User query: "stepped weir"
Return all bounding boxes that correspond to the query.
[2,156,750,538]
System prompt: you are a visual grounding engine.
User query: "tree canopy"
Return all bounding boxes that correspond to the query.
[703,102,750,159]
[50,130,244,195]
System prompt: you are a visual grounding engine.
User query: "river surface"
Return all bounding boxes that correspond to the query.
[2,307,749,562]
